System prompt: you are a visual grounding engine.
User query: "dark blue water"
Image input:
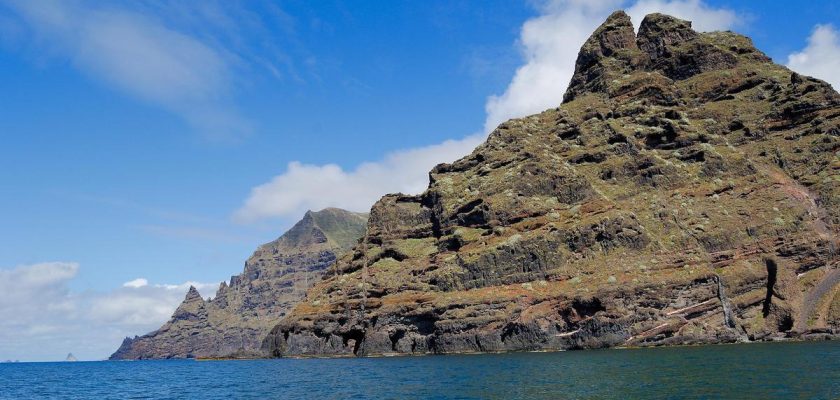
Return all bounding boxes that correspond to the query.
[1,341,837,399]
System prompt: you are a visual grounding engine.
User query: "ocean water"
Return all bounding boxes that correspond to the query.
[1,341,837,399]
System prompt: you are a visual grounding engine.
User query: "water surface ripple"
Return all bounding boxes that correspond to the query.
[1,341,837,399]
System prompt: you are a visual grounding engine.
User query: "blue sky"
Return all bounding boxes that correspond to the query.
[0,1,531,290]
[0,0,838,361]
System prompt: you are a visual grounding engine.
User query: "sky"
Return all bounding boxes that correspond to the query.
[0,0,838,361]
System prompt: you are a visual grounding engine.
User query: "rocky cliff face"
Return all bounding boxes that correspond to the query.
[110,208,368,359]
[264,12,840,357]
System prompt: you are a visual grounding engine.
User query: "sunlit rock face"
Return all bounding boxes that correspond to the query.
[265,11,840,357]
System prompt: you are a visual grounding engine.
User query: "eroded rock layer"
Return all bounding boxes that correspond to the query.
[264,12,840,357]
[110,208,367,359]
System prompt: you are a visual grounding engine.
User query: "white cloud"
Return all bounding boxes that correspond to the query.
[234,134,484,222]
[89,280,218,327]
[624,0,738,32]
[484,0,738,133]
[122,278,148,288]
[0,262,218,361]
[483,0,620,133]
[787,24,840,90]
[2,0,249,139]
[0,262,79,316]
[235,0,740,223]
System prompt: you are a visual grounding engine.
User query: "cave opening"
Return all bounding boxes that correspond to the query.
[778,314,794,332]
[342,329,365,355]
[389,329,406,351]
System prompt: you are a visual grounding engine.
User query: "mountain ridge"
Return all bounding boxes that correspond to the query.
[263,11,839,357]
[109,208,368,360]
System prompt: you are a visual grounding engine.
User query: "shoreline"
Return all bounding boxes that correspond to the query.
[191,333,838,361]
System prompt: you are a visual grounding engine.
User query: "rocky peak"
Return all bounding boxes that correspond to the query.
[585,11,637,57]
[565,11,771,102]
[183,285,203,303]
[564,10,638,103]
[171,285,205,320]
[636,13,698,59]
[216,281,229,298]
[272,210,324,249]
[258,208,367,255]
[242,208,368,283]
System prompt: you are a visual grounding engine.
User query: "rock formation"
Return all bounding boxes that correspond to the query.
[110,208,368,359]
[263,12,839,357]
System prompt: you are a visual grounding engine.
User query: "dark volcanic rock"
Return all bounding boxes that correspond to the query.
[109,208,368,360]
[264,11,840,357]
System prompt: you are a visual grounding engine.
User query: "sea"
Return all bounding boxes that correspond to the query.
[1,341,837,399]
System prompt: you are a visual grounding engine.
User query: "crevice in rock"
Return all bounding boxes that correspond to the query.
[558,126,581,140]
[716,275,736,328]
[677,149,705,163]
[420,192,444,238]
[570,152,607,164]
[762,258,778,317]
[644,123,679,149]
[608,133,629,144]
[453,198,491,227]
[370,249,408,264]
[439,235,463,252]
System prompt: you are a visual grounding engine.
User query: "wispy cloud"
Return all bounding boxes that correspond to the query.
[0,0,285,140]
[135,224,249,243]
[234,0,741,223]
[787,24,840,90]
[0,262,219,361]
[60,192,217,226]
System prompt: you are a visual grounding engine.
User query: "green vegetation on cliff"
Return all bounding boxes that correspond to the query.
[264,11,839,357]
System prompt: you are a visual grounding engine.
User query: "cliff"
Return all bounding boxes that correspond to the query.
[110,208,368,359]
[264,12,839,357]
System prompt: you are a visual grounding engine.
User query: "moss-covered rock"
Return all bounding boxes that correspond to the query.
[264,11,839,358]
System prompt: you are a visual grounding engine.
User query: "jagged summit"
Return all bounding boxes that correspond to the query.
[183,286,202,302]
[264,11,839,357]
[564,11,771,103]
[109,208,368,360]
[637,12,699,52]
[169,285,206,324]
[564,10,638,103]
[242,208,368,283]
[253,208,367,254]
